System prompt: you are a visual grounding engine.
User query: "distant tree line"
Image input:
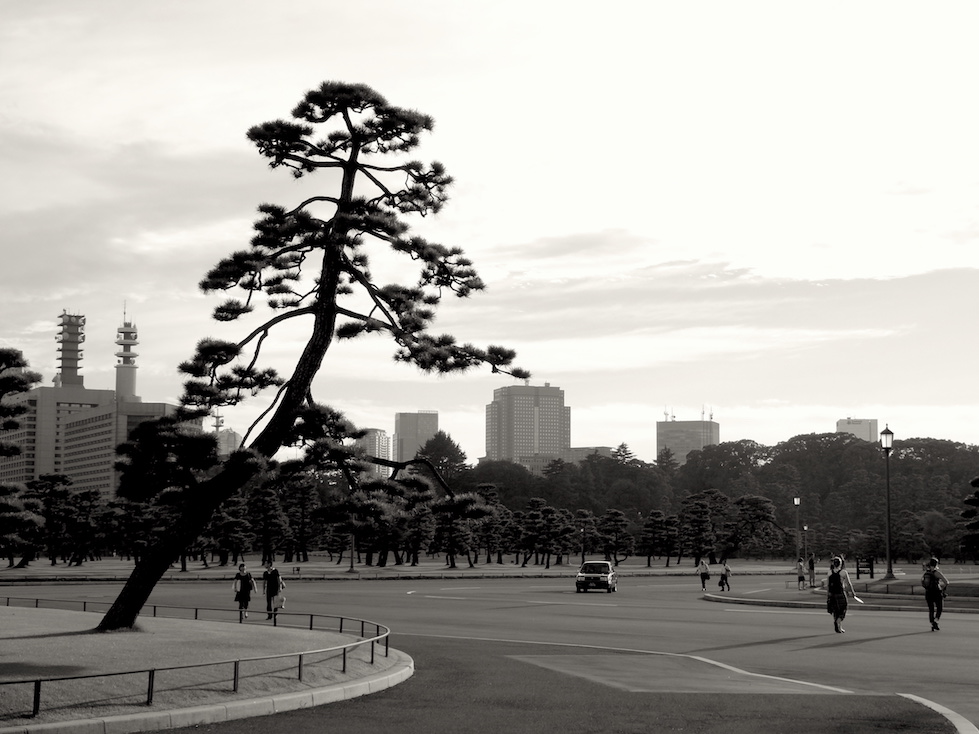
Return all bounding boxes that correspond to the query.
[3,388,979,570]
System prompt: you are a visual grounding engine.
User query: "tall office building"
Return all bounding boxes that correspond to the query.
[836,418,879,442]
[0,311,197,498]
[656,418,720,465]
[485,383,571,464]
[354,428,391,478]
[393,411,438,462]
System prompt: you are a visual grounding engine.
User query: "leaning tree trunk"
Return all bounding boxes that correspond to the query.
[96,212,346,631]
[96,454,259,631]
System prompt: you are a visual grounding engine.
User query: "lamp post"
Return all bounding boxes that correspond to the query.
[803,523,809,560]
[794,497,801,559]
[881,425,895,580]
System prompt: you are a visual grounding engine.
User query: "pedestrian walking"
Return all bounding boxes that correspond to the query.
[232,563,256,618]
[796,557,807,590]
[921,557,949,631]
[826,556,855,633]
[718,561,732,592]
[807,553,816,588]
[262,560,286,620]
[697,559,710,591]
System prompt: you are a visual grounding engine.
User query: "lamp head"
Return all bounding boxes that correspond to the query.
[880,425,894,453]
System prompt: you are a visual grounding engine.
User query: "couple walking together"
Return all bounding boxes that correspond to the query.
[697,559,732,592]
[232,560,287,620]
[825,556,948,633]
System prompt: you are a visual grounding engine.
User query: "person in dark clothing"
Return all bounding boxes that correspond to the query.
[922,557,949,631]
[262,561,285,620]
[233,563,256,618]
[825,556,855,633]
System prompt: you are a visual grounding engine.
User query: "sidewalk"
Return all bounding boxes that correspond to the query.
[0,605,412,734]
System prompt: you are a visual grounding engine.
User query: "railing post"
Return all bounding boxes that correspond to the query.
[32,680,41,717]
[233,661,240,692]
[342,647,347,674]
[370,640,375,665]
[146,670,155,706]
[298,654,304,681]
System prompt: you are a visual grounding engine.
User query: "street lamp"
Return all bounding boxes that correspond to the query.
[794,497,801,559]
[803,524,809,560]
[881,425,895,580]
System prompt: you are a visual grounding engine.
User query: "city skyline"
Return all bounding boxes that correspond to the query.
[2,3,978,466]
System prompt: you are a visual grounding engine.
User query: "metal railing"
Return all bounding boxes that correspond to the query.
[0,596,391,719]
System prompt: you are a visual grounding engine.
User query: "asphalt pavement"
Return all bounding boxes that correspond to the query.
[1,556,977,734]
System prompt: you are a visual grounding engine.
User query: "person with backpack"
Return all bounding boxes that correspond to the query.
[826,556,855,633]
[718,561,732,592]
[921,557,949,631]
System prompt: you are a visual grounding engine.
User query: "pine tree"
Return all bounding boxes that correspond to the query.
[97,81,525,630]
[0,348,41,458]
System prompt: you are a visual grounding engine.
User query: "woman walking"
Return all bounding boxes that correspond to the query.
[697,559,711,592]
[233,563,256,618]
[826,556,855,633]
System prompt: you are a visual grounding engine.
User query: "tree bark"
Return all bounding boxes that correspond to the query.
[96,455,258,631]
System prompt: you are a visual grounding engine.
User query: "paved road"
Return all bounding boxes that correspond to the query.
[11,575,975,733]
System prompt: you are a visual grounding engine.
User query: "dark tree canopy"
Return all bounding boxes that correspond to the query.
[0,348,42,458]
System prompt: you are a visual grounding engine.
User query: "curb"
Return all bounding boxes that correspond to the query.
[0,649,413,734]
[703,592,979,615]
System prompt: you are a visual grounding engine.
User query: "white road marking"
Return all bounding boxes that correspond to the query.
[724,608,825,615]
[900,694,979,734]
[400,631,851,694]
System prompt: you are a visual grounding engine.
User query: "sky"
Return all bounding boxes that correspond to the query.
[2,1,978,464]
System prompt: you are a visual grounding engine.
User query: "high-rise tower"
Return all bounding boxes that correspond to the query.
[484,383,571,463]
[656,416,720,465]
[55,311,86,387]
[393,411,438,462]
[0,312,198,497]
[114,317,140,402]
